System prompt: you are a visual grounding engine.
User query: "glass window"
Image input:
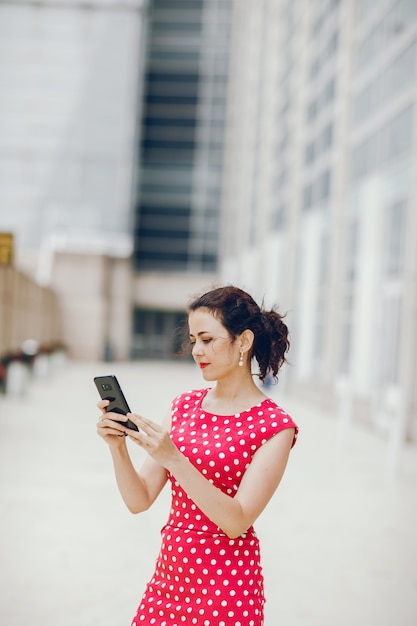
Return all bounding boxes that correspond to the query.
[303,184,313,210]
[153,0,203,9]
[310,58,320,78]
[356,21,384,69]
[398,0,417,22]
[307,100,317,121]
[375,292,402,386]
[379,105,413,163]
[313,231,329,361]
[338,218,359,374]
[356,2,417,72]
[131,309,187,360]
[339,322,352,374]
[324,77,335,104]
[351,132,378,180]
[151,21,202,34]
[346,219,359,281]
[271,204,287,230]
[357,0,375,20]
[328,32,338,55]
[146,71,200,98]
[305,142,315,164]
[322,123,333,149]
[355,40,416,127]
[384,201,406,276]
[133,205,191,270]
[320,169,331,199]
[385,40,416,97]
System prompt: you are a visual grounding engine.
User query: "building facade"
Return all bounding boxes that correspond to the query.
[0,0,145,360]
[131,0,233,358]
[0,0,143,270]
[2,0,416,446]
[0,0,233,361]
[220,0,417,440]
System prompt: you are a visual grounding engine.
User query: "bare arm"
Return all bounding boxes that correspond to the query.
[126,412,295,538]
[97,401,169,513]
[109,442,168,513]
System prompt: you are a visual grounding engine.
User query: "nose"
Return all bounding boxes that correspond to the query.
[192,341,203,357]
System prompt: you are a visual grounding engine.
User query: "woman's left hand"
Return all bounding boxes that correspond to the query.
[124,413,179,468]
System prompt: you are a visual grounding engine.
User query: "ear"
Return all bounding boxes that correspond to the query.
[239,329,254,354]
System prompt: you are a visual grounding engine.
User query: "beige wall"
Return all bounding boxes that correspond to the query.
[0,265,61,357]
[4,251,215,361]
[132,272,217,311]
[51,252,132,361]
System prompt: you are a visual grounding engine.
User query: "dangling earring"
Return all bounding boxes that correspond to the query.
[239,351,244,367]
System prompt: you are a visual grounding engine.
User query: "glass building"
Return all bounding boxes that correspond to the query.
[219,0,417,441]
[0,0,146,361]
[133,0,232,272]
[0,0,232,362]
[130,0,232,358]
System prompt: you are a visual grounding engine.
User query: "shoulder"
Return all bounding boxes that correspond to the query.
[257,398,299,448]
[171,388,210,414]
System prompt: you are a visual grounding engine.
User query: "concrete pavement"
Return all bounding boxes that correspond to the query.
[0,360,416,626]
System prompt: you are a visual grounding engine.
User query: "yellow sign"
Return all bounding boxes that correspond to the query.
[0,232,14,265]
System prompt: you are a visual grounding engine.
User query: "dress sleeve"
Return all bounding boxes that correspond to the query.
[261,404,298,448]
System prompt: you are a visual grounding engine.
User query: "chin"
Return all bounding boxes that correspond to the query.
[200,369,216,381]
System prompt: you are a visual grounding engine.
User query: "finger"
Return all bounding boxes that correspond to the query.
[97,400,110,410]
[97,416,127,433]
[125,413,145,431]
[128,413,160,433]
[124,420,145,439]
[97,417,109,429]
[101,425,127,437]
[126,429,148,446]
[125,422,152,442]
[104,412,128,424]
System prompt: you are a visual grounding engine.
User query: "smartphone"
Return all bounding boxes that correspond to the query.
[94,375,139,431]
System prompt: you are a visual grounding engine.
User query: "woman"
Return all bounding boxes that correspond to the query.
[97,286,298,626]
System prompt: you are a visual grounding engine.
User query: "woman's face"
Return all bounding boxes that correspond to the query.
[188,308,239,381]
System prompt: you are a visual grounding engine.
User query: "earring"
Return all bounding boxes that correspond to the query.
[239,351,244,367]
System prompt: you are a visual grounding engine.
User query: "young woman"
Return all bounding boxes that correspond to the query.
[97,286,298,626]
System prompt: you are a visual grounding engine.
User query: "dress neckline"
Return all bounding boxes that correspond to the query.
[197,387,271,417]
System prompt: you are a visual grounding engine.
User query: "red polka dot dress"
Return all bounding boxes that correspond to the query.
[131,388,298,626]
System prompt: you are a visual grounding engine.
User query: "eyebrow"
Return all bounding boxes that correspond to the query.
[189,331,211,338]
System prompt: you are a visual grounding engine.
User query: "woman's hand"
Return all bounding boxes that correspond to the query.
[96,400,128,448]
[124,413,180,469]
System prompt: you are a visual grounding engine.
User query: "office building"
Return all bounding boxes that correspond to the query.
[0,0,233,361]
[0,0,145,359]
[220,0,417,440]
[0,0,143,269]
[130,0,233,358]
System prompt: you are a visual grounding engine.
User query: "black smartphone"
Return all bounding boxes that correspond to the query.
[94,375,139,431]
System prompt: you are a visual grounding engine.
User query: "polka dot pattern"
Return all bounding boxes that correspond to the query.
[131,388,298,626]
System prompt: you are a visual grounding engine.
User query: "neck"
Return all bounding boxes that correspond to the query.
[213,371,263,403]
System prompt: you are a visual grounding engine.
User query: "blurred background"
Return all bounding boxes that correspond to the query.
[1,0,416,445]
[1,2,417,625]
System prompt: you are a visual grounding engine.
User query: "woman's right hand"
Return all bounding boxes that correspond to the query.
[96,400,128,448]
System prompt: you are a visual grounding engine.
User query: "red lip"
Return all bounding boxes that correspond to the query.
[199,363,209,369]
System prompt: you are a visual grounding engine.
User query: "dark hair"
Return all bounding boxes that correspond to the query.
[186,285,290,383]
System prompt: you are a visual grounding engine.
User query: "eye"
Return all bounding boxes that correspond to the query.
[202,338,212,344]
